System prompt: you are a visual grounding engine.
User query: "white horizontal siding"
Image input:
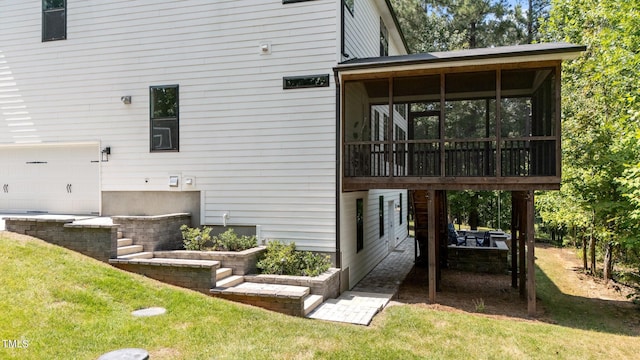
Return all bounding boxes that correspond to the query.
[340,189,408,288]
[0,0,339,251]
[343,0,406,60]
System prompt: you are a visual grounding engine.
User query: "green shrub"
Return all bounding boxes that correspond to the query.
[180,226,257,252]
[256,240,331,277]
[180,224,212,251]
[214,228,257,251]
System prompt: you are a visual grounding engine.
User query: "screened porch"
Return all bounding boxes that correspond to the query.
[337,45,576,191]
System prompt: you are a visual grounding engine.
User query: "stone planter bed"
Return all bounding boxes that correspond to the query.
[244,268,340,299]
[153,246,265,275]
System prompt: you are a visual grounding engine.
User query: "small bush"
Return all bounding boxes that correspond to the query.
[180,224,212,250]
[214,228,257,251]
[180,226,257,252]
[256,240,331,277]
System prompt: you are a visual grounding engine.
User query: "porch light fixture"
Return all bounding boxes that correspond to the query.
[120,96,132,104]
[101,146,111,162]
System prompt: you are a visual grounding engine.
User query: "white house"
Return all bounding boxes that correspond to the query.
[0,0,410,289]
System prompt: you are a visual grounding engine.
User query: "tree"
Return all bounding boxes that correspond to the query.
[540,0,640,281]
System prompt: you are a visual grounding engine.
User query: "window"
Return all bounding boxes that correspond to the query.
[344,0,354,15]
[356,198,364,252]
[283,74,330,89]
[399,193,403,225]
[150,85,179,152]
[380,18,389,56]
[42,0,66,42]
[379,195,384,237]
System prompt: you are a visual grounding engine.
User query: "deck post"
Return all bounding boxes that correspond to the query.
[526,190,536,316]
[510,192,518,288]
[518,192,527,298]
[427,190,437,303]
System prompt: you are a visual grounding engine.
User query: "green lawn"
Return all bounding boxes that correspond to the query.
[1,232,639,359]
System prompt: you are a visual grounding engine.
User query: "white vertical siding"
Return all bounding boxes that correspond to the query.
[0,0,339,252]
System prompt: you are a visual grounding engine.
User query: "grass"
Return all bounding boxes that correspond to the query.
[1,232,639,359]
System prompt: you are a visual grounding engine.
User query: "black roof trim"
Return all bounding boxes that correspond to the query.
[336,43,586,72]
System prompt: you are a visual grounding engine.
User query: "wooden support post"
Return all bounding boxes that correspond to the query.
[527,190,536,316]
[427,190,437,303]
[519,194,526,298]
[511,192,518,288]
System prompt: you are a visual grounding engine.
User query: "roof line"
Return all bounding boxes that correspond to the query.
[335,43,586,72]
[385,0,410,54]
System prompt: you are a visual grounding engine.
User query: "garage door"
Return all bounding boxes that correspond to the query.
[0,144,100,215]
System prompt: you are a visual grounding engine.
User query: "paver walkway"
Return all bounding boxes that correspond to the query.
[307,237,416,325]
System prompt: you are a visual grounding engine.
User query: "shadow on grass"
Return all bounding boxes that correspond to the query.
[534,263,640,336]
[395,253,640,336]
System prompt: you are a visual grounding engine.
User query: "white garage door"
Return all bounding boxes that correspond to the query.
[0,144,100,215]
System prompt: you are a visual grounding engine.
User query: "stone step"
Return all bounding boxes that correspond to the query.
[117,230,123,239]
[216,267,233,281]
[303,294,324,316]
[117,238,133,247]
[216,275,244,288]
[118,251,154,260]
[117,244,144,256]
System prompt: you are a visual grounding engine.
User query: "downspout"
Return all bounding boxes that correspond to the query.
[335,1,345,269]
[334,69,342,269]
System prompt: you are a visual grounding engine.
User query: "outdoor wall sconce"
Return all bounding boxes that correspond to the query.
[101,146,111,162]
[120,96,132,104]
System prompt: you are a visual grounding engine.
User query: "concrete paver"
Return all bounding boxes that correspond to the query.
[307,237,415,325]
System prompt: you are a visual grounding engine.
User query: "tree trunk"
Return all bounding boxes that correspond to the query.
[582,233,588,271]
[603,241,613,284]
[589,226,596,275]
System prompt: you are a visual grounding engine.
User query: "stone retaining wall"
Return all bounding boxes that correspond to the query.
[112,213,191,252]
[213,292,305,317]
[153,247,265,275]
[244,268,341,299]
[111,261,216,294]
[4,217,117,262]
[447,246,509,274]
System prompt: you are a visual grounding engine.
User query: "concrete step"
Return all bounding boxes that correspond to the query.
[216,267,233,281]
[118,251,154,260]
[117,238,133,247]
[303,294,324,316]
[216,275,244,288]
[117,230,123,239]
[117,244,144,256]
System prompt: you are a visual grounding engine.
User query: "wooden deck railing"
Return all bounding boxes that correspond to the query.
[344,138,556,178]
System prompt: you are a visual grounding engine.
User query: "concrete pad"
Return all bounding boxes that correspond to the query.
[306,291,394,326]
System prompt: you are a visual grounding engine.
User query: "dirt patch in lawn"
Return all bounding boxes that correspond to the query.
[393,243,640,328]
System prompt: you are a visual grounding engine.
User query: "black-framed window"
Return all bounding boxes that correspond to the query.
[356,198,364,252]
[380,17,389,56]
[42,0,66,42]
[379,195,384,237]
[283,74,330,89]
[399,193,403,225]
[150,85,179,152]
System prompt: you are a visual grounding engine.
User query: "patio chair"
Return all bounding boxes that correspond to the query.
[448,223,467,246]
